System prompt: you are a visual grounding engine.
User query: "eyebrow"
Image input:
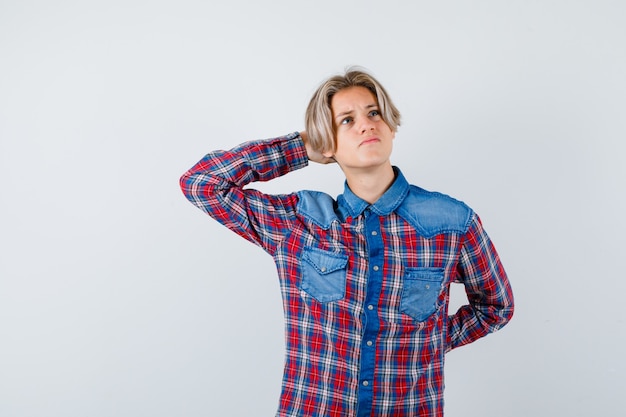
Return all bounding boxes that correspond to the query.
[334,104,379,121]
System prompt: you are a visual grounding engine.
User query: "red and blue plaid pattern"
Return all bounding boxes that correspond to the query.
[180,133,514,417]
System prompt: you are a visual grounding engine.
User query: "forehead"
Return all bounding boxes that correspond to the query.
[330,86,377,113]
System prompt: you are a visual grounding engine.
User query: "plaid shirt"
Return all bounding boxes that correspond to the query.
[180,133,514,417]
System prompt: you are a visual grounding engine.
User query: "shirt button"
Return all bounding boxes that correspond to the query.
[321,267,327,272]
[362,380,369,387]
[366,340,373,346]
[367,305,374,310]
[373,265,379,271]
[371,231,378,236]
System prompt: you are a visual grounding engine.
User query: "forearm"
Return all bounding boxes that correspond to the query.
[180,132,308,193]
[179,132,309,250]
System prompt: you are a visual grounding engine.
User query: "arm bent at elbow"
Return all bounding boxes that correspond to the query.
[446,214,514,352]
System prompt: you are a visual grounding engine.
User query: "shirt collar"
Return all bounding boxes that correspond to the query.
[339,167,410,218]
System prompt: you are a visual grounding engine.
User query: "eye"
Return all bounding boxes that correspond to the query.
[340,116,353,125]
[369,109,380,117]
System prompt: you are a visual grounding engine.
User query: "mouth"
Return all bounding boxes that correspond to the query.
[359,137,380,146]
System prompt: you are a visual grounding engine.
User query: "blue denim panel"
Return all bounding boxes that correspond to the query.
[300,247,348,302]
[397,185,472,238]
[297,190,340,229]
[401,267,445,321]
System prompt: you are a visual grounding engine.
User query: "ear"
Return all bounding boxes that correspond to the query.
[322,149,334,158]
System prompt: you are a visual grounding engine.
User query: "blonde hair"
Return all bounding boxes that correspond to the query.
[305,67,401,153]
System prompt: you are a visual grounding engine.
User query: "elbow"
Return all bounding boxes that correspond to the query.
[179,172,189,194]
[490,299,514,331]
[490,279,515,330]
[475,299,514,334]
[179,171,197,202]
[500,303,515,329]
[179,174,189,201]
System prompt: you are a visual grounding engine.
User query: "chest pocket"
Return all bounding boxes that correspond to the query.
[300,248,348,303]
[401,267,445,321]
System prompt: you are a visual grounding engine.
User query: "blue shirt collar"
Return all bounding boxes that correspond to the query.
[338,167,410,217]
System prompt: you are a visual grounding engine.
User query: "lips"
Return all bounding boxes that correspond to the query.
[359,137,380,146]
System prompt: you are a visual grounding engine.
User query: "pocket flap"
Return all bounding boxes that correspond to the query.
[302,248,348,275]
[405,267,444,282]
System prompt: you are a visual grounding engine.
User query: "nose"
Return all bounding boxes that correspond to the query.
[359,116,375,134]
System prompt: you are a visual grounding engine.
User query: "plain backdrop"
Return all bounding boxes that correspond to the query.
[1,1,625,416]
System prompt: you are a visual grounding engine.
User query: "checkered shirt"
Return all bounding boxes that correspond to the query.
[180,132,514,417]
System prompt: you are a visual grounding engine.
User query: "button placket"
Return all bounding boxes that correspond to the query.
[356,209,384,416]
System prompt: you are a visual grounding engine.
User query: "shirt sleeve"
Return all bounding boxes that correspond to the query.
[446,213,514,352]
[179,132,309,255]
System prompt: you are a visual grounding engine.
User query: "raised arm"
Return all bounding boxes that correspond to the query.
[179,132,309,254]
[447,214,515,351]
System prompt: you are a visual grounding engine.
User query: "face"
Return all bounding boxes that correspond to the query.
[324,86,395,173]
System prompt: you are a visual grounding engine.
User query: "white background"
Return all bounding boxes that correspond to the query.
[1,1,625,416]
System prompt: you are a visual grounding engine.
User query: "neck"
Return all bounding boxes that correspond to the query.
[344,164,396,205]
